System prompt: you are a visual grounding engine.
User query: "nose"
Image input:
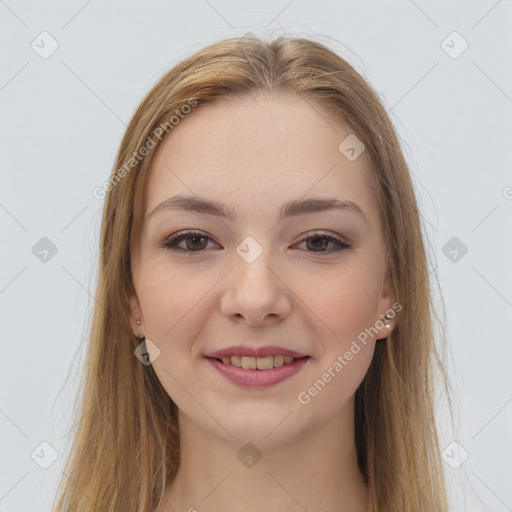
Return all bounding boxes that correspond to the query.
[220,246,291,326]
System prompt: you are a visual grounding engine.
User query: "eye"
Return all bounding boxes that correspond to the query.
[161,230,219,254]
[162,229,352,255]
[294,231,352,253]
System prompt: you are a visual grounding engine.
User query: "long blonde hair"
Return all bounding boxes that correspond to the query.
[53,35,453,511]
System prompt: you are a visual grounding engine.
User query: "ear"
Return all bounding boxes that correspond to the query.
[374,267,399,340]
[128,294,144,338]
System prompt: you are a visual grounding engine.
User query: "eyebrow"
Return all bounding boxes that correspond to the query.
[148,194,368,224]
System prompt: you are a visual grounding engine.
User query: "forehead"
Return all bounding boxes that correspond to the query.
[143,92,380,228]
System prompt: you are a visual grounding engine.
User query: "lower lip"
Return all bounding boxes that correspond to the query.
[206,356,310,388]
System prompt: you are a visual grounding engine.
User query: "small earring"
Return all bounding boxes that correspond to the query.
[135,320,144,339]
[383,314,392,329]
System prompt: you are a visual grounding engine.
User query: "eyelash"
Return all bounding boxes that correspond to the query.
[161,229,352,255]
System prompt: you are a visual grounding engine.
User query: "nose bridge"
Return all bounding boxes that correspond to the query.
[221,234,290,324]
[234,234,277,295]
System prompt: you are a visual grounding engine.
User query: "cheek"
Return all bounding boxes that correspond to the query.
[138,262,211,341]
[296,262,381,340]
[138,265,209,412]
[296,266,379,412]
[305,345,375,420]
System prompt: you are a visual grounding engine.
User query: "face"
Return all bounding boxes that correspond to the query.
[129,92,396,447]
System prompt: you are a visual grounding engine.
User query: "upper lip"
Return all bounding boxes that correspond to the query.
[205,345,308,358]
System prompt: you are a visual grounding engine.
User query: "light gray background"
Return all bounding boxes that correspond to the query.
[1,1,511,510]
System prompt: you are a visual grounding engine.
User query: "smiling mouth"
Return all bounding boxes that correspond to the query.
[209,355,309,370]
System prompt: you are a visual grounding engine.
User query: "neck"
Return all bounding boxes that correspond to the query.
[161,396,371,512]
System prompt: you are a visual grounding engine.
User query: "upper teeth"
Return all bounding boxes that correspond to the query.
[220,355,295,370]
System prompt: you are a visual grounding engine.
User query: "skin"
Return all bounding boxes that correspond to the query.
[129,92,396,512]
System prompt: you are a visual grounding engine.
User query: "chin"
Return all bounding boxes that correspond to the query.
[210,405,306,447]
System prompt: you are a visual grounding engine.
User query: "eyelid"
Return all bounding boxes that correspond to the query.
[162,229,219,251]
[296,230,351,246]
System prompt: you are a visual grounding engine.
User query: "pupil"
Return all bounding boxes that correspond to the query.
[188,236,206,250]
[308,237,327,251]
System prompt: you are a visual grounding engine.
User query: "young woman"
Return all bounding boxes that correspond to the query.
[54,35,452,511]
